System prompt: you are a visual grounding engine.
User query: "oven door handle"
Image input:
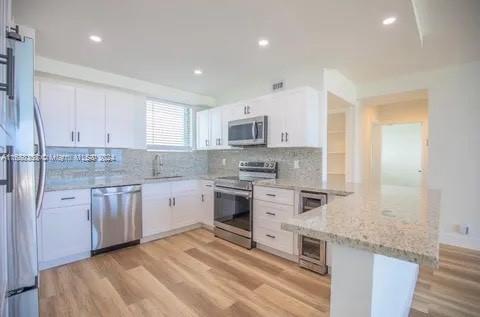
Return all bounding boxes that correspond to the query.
[214,187,252,198]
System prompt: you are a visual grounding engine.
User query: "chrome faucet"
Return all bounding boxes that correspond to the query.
[152,154,163,176]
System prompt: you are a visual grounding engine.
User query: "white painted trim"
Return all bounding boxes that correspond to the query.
[35,56,216,107]
[256,243,298,262]
[440,232,480,251]
[39,251,90,270]
[140,223,203,243]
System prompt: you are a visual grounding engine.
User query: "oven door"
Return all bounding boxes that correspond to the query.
[228,116,266,146]
[214,187,252,238]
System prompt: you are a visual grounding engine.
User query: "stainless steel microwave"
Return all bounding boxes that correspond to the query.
[228,116,267,146]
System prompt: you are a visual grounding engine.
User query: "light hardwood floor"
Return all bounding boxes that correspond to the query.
[39,228,480,317]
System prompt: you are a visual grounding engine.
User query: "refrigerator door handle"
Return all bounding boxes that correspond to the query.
[34,98,47,218]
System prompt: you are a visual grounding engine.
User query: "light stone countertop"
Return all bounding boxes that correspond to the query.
[278,182,441,267]
[45,174,225,192]
[254,177,355,196]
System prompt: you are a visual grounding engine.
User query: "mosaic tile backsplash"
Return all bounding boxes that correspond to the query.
[46,146,322,182]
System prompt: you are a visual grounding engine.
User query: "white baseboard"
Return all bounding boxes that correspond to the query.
[256,243,298,262]
[440,232,480,251]
[141,223,203,243]
[39,251,91,271]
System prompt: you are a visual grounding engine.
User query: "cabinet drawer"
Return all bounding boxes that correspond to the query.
[42,189,91,209]
[253,225,294,254]
[253,199,294,224]
[254,186,294,206]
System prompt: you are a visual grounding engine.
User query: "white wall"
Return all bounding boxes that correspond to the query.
[358,61,480,250]
[35,56,216,107]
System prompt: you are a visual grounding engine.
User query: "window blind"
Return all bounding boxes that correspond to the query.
[146,99,192,151]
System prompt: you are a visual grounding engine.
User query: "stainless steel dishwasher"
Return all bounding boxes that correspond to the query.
[91,185,142,255]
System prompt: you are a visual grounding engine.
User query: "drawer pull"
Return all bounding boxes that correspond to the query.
[266,212,276,216]
[265,234,276,239]
[205,184,212,187]
[266,194,276,197]
[60,196,76,200]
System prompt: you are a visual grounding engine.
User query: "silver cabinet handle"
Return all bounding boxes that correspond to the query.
[243,106,246,115]
[201,194,204,202]
[266,234,276,239]
[71,131,74,143]
[169,198,172,206]
[173,197,176,206]
[77,131,80,142]
[87,209,90,221]
[61,196,76,200]
[0,47,14,99]
[285,132,288,142]
[266,212,276,216]
[281,132,284,142]
[107,133,110,144]
[205,184,212,188]
[266,193,276,197]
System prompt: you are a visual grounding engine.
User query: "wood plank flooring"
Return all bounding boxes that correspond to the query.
[39,228,480,317]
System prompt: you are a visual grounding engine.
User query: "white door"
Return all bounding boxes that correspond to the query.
[75,87,106,147]
[267,94,286,147]
[39,205,91,262]
[209,108,223,148]
[171,191,199,229]
[284,89,310,147]
[142,183,172,236]
[244,96,269,118]
[380,123,423,186]
[196,110,210,149]
[105,91,136,148]
[38,81,76,147]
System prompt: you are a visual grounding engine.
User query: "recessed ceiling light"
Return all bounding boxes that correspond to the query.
[258,38,269,47]
[194,69,203,75]
[382,16,397,25]
[89,35,102,43]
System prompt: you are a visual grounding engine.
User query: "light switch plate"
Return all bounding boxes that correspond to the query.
[294,160,300,169]
[222,158,226,166]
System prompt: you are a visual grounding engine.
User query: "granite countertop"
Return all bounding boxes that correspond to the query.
[254,177,355,196]
[45,174,224,192]
[280,182,441,267]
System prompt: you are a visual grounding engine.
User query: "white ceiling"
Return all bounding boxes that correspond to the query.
[13,0,480,100]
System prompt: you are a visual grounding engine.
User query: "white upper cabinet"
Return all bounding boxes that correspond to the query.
[75,87,106,148]
[105,91,136,148]
[38,81,76,147]
[196,86,324,150]
[37,79,143,149]
[209,107,223,149]
[268,87,322,148]
[196,110,210,150]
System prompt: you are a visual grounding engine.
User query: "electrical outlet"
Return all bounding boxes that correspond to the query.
[222,158,226,166]
[294,160,300,169]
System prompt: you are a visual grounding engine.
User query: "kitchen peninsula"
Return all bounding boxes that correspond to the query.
[280,181,441,317]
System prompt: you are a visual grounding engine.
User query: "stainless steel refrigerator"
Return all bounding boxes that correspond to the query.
[0,29,46,317]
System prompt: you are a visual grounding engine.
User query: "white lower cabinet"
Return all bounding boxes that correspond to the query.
[199,180,214,227]
[142,180,207,238]
[253,186,295,255]
[38,189,91,269]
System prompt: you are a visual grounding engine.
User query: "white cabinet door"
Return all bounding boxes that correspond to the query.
[267,94,287,148]
[38,81,76,147]
[75,87,106,148]
[200,182,214,226]
[283,89,319,147]
[171,191,199,229]
[196,110,210,149]
[39,205,91,262]
[105,91,136,148]
[209,107,223,149]
[243,96,269,118]
[142,183,172,237]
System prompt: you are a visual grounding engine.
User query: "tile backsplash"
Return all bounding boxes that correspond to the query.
[46,146,321,182]
[207,147,323,180]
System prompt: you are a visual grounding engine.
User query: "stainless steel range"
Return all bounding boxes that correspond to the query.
[214,161,277,249]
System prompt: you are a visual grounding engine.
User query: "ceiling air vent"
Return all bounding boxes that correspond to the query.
[272,81,285,92]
